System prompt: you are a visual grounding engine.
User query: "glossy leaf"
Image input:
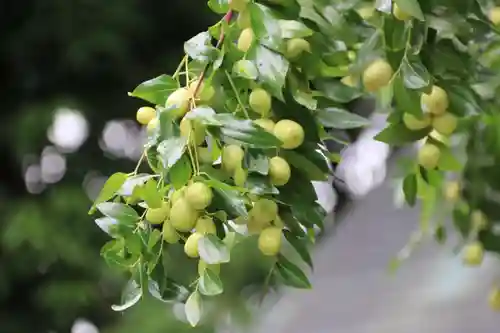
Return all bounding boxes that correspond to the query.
[316,107,370,129]
[157,137,187,169]
[96,202,139,225]
[184,291,202,327]
[184,32,217,64]
[129,75,178,105]
[275,254,311,289]
[402,173,417,206]
[198,234,230,265]
[198,269,223,296]
[111,280,142,311]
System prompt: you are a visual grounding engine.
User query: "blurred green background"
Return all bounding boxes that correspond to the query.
[0,1,223,332]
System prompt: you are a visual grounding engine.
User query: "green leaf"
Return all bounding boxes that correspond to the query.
[276,254,311,289]
[118,174,155,196]
[185,291,202,327]
[96,202,139,225]
[278,19,314,39]
[316,107,370,129]
[245,149,269,175]
[402,173,417,206]
[111,280,142,311]
[393,74,423,116]
[375,123,430,145]
[89,172,128,213]
[281,150,328,181]
[129,75,178,105]
[437,148,462,171]
[246,174,279,195]
[283,230,313,269]
[198,269,223,296]
[198,234,230,265]
[248,3,283,52]
[168,155,193,189]
[184,31,217,64]
[401,56,431,90]
[394,0,424,21]
[157,137,187,169]
[314,79,362,103]
[95,217,118,235]
[141,178,163,209]
[148,229,162,250]
[233,60,259,80]
[207,0,229,14]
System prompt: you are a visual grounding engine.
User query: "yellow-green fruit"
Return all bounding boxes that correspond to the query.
[252,198,278,224]
[184,232,204,258]
[147,118,159,134]
[286,38,311,59]
[432,112,458,136]
[247,216,267,234]
[146,202,170,224]
[233,166,248,187]
[222,144,244,172]
[273,214,285,228]
[462,241,484,266]
[341,75,357,87]
[489,7,500,26]
[170,187,185,205]
[258,227,282,256]
[273,119,305,149]
[166,88,191,118]
[357,5,374,19]
[237,10,251,28]
[417,144,440,170]
[362,59,393,92]
[233,216,248,225]
[403,113,431,131]
[229,0,248,12]
[429,129,449,146]
[393,4,411,20]
[268,156,291,186]
[198,260,220,276]
[189,80,215,102]
[421,85,449,116]
[443,181,461,203]
[254,119,275,133]
[237,28,254,52]
[180,117,206,146]
[185,182,213,210]
[197,147,213,164]
[195,216,217,235]
[170,198,199,232]
[488,288,500,311]
[136,106,156,125]
[347,50,356,61]
[471,210,488,231]
[249,88,272,117]
[162,221,180,244]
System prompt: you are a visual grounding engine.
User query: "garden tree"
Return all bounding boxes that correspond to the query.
[90,0,500,327]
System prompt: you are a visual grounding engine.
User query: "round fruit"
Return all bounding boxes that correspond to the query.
[462,241,484,266]
[229,0,248,12]
[489,7,500,26]
[421,85,449,116]
[347,51,356,61]
[443,181,460,203]
[166,88,191,118]
[233,166,248,187]
[197,147,213,164]
[341,75,356,87]
[136,106,156,125]
[237,28,254,52]
[222,145,244,172]
[185,182,213,210]
[488,288,500,311]
[403,113,431,131]
[198,260,220,276]
[162,221,180,244]
[417,144,440,170]
[252,198,278,224]
[362,59,393,92]
[254,118,275,133]
[268,156,291,186]
[195,216,217,235]
[258,227,282,256]
[184,232,204,258]
[146,201,170,224]
[471,210,488,231]
[147,118,159,134]
[393,4,411,20]
[273,119,305,149]
[273,214,285,228]
[188,79,215,102]
[286,38,311,59]
[170,198,199,232]
[170,187,186,205]
[247,216,267,234]
[249,88,272,117]
[237,10,251,29]
[180,117,206,146]
[432,112,458,136]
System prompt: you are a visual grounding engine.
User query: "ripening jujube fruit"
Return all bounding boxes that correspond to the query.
[420,85,449,116]
[471,210,488,231]
[237,28,254,52]
[402,113,431,131]
[195,216,217,235]
[184,232,204,258]
[268,156,291,186]
[147,118,159,134]
[166,88,191,118]
[285,38,311,59]
[198,260,220,276]
[252,198,278,224]
[258,227,282,256]
[417,143,440,170]
[462,241,484,266]
[185,182,213,210]
[254,118,275,133]
[136,106,156,125]
[162,221,180,244]
[237,10,251,29]
[393,4,410,21]
[170,197,199,232]
[170,187,185,205]
[180,117,206,146]
[247,215,268,234]
[188,79,215,102]
[273,119,305,149]
[273,214,285,229]
[362,59,393,92]
[489,7,500,26]
[197,146,213,164]
[146,201,170,224]
[233,166,248,187]
[432,112,458,136]
[443,181,460,203]
[489,288,500,311]
[229,0,248,12]
[222,144,244,172]
[249,88,272,117]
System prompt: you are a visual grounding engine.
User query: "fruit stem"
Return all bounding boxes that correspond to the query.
[173,55,188,82]
[224,69,250,118]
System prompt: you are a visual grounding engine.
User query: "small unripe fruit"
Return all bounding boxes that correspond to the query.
[471,210,488,231]
[180,117,206,146]
[237,28,254,52]
[136,107,156,125]
[273,214,285,228]
[237,10,251,29]
[432,112,458,136]
[189,79,215,102]
[268,156,291,186]
[273,119,305,149]
[249,88,272,117]
[146,201,170,224]
[185,182,213,210]
[443,181,461,203]
[197,146,213,164]
[488,288,500,311]
[184,232,204,258]
[233,166,248,187]
[170,198,199,232]
[162,221,180,244]
[347,51,356,61]
[421,85,449,116]
[254,118,275,133]
[286,38,311,59]
[403,113,431,131]
[195,216,217,235]
[198,260,220,276]
[229,0,248,12]
[222,145,244,172]
[147,118,159,134]
[258,227,282,256]
[252,199,278,224]
[393,4,411,20]
[166,88,191,118]
[247,216,267,234]
[462,241,484,266]
[362,59,393,92]
[418,144,440,170]
[489,7,500,26]
[170,187,185,205]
